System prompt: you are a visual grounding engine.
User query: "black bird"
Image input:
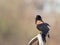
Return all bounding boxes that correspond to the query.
[35,15,50,43]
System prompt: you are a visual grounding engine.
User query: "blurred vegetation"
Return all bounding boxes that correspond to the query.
[0,0,60,45]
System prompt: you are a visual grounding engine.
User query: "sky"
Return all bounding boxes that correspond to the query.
[31,0,60,13]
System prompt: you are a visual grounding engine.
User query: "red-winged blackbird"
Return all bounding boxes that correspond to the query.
[35,15,50,43]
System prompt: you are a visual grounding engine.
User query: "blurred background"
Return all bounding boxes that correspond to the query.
[0,0,60,45]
